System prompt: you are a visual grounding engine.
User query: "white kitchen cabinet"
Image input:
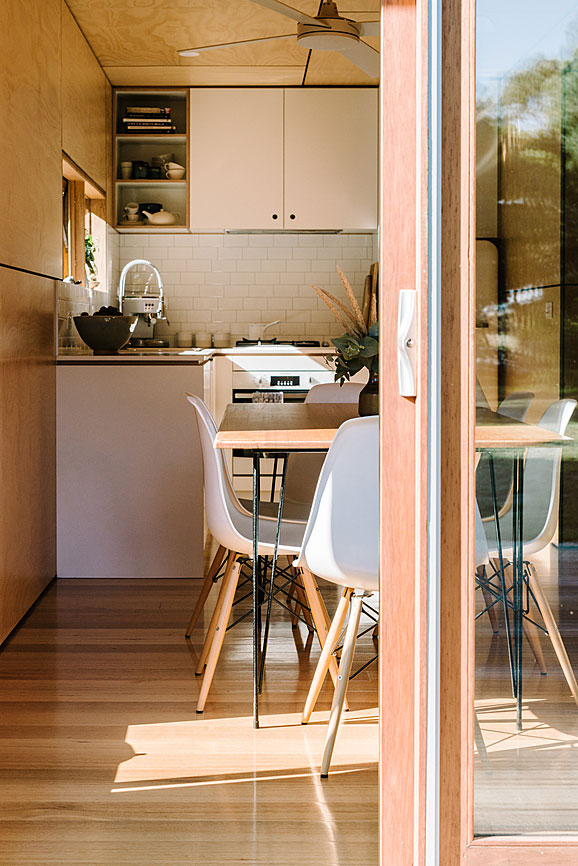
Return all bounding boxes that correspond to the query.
[57,362,206,578]
[188,88,284,230]
[188,87,377,230]
[284,88,378,230]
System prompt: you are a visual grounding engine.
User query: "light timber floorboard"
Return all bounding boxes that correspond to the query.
[0,575,378,865]
[475,548,578,836]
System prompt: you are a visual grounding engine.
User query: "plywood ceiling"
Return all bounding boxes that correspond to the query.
[65,0,380,86]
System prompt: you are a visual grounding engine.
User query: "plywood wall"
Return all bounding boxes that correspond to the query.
[61,1,110,192]
[499,72,562,407]
[0,267,56,645]
[0,0,62,278]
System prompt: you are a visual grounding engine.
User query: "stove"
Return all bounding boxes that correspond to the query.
[235,338,321,347]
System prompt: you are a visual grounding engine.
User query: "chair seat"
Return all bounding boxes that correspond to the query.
[230,502,306,556]
[239,497,311,523]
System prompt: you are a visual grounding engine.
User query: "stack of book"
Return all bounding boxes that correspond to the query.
[122,106,176,133]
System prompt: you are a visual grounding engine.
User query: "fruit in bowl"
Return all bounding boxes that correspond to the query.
[74,308,137,354]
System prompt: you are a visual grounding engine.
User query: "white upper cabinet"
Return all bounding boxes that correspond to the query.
[188,88,284,230]
[284,89,378,230]
[188,87,378,231]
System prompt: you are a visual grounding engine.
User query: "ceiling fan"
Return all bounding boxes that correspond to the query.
[178,0,380,78]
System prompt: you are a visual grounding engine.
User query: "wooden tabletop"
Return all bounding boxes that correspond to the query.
[214,403,571,452]
[214,403,360,450]
[475,407,568,449]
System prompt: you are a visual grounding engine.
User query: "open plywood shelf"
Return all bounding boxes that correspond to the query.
[113,88,189,230]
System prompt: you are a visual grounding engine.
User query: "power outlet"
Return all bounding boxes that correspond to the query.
[545,301,554,320]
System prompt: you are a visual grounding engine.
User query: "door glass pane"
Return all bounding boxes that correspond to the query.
[475,0,578,834]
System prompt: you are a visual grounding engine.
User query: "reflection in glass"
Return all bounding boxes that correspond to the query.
[475,0,578,835]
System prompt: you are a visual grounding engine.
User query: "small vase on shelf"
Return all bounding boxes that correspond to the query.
[358,371,379,416]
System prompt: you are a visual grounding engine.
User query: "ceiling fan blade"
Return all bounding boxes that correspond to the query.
[357,20,380,36]
[338,40,379,77]
[248,0,330,28]
[179,33,296,56]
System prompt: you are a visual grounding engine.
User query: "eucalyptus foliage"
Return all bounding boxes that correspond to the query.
[327,322,379,384]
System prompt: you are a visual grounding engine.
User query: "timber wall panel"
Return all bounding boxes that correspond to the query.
[61,1,109,192]
[0,0,62,278]
[0,266,56,645]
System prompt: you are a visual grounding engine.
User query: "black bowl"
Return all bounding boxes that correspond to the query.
[73,315,138,355]
[138,202,162,215]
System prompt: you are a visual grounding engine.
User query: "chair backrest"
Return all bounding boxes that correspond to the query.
[185,393,251,553]
[296,416,379,591]
[475,502,489,568]
[305,382,364,404]
[476,377,491,409]
[283,382,363,506]
[497,391,534,422]
[482,397,577,555]
[520,398,576,552]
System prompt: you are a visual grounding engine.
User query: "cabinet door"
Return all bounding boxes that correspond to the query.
[284,88,378,230]
[188,89,284,230]
[62,4,108,192]
[0,0,62,277]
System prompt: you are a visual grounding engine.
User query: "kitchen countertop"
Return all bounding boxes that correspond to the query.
[57,348,215,364]
[57,345,335,362]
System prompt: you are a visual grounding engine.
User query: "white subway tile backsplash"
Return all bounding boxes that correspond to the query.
[230,271,256,285]
[123,234,149,247]
[267,247,291,260]
[242,246,269,260]
[196,246,219,259]
[118,231,377,342]
[261,259,287,272]
[255,272,280,285]
[287,259,312,272]
[249,234,274,247]
[149,235,174,248]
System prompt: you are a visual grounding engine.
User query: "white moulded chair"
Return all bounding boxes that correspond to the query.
[296,415,379,777]
[239,381,365,521]
[477,391,535,522]
[185,393,340,713]
[496,391,534,422]
[479,398,578,706]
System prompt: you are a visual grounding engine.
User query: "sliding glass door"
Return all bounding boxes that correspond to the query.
[380,0,578,861]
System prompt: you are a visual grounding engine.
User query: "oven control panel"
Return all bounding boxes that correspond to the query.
[270,375,300,387]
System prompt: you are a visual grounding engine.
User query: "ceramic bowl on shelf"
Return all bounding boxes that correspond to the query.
[73,315,137,355]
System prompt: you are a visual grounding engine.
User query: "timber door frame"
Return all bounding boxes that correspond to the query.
[438,0,578,862]
[381,0,578,862]
[379,0,430,863]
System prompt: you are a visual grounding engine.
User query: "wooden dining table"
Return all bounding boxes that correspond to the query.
[214,402,569,730]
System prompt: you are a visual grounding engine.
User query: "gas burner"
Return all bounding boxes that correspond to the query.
[235,338,321,347]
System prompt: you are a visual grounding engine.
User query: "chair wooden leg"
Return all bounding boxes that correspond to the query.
[523,619,547,675]
[478,565,499,634]
[196,560,242,713]
[500,561,547,674]
[287,579,299,627]
[195,553,237,675]
[185,545,227,638]
[302,588,353,724]
[295,575,315,632]
[321,592,364,777]
[299,569,345,702]
[527,562,578,707]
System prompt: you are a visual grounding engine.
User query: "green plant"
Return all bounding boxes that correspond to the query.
[312,266,378,384]
[85,233,98,279]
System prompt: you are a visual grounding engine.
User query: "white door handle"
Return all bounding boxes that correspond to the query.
[397,290,417,397]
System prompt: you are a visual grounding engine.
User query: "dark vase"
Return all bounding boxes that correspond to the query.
[358,370,379,416]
